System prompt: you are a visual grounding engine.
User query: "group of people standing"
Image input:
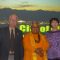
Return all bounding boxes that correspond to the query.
[0,13,60,60]
[23,18,60,60]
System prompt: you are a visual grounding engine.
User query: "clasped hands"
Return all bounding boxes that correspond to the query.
[35,48,44,57]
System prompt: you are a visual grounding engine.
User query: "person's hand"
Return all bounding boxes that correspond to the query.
[49,43,52,48]
[35,48,44,57]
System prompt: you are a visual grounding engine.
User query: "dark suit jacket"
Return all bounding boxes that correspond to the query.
[0,27,24,60]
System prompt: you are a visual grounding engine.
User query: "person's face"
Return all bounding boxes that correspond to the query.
[31,24,39,34]
[51,20,59,28]
[9,15,17,28]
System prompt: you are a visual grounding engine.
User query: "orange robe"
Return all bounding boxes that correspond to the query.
[23,33,49,60]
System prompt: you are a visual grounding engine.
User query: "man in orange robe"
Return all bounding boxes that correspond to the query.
[23,21,49,60]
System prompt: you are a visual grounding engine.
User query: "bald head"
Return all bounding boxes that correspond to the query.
[31,21,40,34]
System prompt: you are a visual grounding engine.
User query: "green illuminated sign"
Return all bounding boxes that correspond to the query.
[19,24,60,33]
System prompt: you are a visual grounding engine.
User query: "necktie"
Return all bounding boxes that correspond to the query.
[10,30,15,51]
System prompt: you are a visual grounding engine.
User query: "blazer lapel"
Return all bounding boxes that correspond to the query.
[6,27,10,42]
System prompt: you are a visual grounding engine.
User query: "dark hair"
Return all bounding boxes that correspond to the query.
[50,18,59,27]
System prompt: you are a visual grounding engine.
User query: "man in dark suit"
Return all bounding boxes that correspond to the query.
[0,14,24,60]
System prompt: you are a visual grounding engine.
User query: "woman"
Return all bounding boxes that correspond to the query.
[46,18,60,60]
[23,21,49,60]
